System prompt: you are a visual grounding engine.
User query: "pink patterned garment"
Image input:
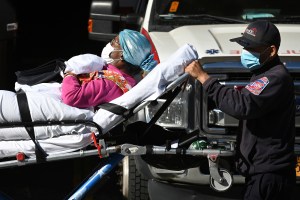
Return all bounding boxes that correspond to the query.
[61,64,136,109]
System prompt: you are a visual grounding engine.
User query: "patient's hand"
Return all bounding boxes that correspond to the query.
[185,60,210,84]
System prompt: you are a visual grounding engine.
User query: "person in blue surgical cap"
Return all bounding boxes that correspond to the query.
[101,29,157,77]
[62,29,158,109]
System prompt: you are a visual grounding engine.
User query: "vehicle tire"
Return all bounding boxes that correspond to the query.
[121,156,150,200]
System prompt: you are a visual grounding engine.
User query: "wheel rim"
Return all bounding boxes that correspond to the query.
[209,169,233,192]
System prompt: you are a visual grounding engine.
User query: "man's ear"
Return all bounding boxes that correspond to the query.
[270,45,277,56]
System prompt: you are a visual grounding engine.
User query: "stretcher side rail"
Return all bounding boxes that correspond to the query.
[0,141,235,169]
[0,142,119,169]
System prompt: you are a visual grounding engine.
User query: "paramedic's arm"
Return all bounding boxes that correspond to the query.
[185,60,210,84]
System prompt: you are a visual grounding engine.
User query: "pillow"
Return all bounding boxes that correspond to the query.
[64,53,105,74]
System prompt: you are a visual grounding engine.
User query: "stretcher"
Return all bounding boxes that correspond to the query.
[0,44,235,199]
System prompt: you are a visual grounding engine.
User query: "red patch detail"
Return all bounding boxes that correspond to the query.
[245,77,269,95]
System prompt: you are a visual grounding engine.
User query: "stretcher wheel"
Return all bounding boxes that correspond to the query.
[209,168,233,192]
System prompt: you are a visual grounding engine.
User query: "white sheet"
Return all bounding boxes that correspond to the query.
[0,43,198,159]
[15,82,62,101]
[0,90,95,140]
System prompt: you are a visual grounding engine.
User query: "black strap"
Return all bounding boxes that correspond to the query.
[98,102,129,116]
[16,91,48,162]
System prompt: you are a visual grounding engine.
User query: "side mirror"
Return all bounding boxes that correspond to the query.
[88,0,143,42]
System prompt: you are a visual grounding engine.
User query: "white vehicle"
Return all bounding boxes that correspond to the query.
[88,0,300,199]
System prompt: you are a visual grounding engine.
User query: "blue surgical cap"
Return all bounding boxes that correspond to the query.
[119,29,157,72]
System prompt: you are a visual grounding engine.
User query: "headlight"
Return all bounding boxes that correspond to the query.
[145,91,188,128]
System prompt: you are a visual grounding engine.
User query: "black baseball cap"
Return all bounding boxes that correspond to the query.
[230,20,281,48]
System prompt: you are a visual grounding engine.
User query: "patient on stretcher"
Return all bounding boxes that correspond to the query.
[61,29,157,109]
[0,43,198,159]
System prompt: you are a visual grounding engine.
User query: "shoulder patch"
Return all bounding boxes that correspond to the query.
[245,77,269,95]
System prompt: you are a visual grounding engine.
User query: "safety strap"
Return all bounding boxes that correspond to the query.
[97,102,129,116]
[16,91,48,162]
[91,132,103,158]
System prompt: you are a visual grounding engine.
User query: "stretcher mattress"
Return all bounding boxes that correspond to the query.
[0,90,95,141]
[0,44,198,159]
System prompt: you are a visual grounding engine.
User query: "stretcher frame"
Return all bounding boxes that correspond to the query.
[0,73,189,168]
[0,73,236,199]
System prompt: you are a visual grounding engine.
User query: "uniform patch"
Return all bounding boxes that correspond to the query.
[245,77,269,95]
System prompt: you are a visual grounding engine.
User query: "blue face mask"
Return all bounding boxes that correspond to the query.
[240,49,261,71]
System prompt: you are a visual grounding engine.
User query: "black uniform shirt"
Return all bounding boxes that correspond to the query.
[203,56,296,176]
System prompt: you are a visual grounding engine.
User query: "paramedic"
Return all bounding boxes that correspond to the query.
[184,20,296,200]
[61,29,157,109]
